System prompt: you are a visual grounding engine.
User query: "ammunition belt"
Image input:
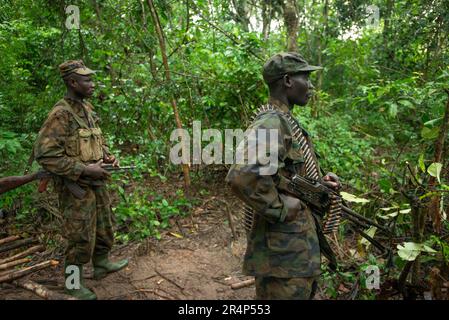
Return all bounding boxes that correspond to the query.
[240,104,342,234]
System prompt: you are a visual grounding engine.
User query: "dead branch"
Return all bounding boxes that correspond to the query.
[136,288,174,300]
[0,260,59,284]
[0,257,31,271]
[0,245,45,265]
[12,279,77,300]
[231,278,255,290]
[0,238,37,254]
[146,0,191,189]
[202,197,238,239]
[0,235,20,246]
[154,269,184,291]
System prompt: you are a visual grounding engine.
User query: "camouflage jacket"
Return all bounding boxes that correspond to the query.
[34,97,111,183]
[226,98,321,278]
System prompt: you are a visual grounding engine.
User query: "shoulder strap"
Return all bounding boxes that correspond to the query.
[53,99,89,129]
[26,100,89,173]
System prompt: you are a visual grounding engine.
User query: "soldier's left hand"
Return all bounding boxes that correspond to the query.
[323,172,341,191]
[104,154,120,167]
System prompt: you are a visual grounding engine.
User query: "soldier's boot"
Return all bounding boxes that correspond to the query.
[92,254,128,280]
[64,263,97,300]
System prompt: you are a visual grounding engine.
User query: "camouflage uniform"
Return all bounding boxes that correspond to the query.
[226,53,324,300]
[34,80,114,266]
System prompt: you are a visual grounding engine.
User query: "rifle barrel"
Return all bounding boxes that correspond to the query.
[341,205,390,234]
[103,166,136,171]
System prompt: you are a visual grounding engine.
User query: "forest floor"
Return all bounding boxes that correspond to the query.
[0,169,265,300]
[0,169,399,300]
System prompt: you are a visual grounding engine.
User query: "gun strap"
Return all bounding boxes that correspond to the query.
[54,99,90,129]
[26,99,90,175]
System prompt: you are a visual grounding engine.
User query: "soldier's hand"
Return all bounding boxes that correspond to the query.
[322,172,341,191]
[282,195,305,222]
[83,160,111,180]
[104,154,120,167]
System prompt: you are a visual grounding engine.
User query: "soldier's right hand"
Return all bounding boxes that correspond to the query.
[281,194,304,222]
[82,160,111,180]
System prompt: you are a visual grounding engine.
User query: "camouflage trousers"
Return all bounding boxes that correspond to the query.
[59,184,114,265]
[255,276,318,300]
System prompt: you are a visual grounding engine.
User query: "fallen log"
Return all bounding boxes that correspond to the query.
[231,278,255,290]
[12,279,77,300]
[0,245,44,265]
[0,235,20,246]
[0,257,31,271]
[0,260,59,284]
[0,238,36,254]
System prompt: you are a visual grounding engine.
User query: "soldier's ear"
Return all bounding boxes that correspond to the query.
[69,76,78,89]
[283,74,292,88]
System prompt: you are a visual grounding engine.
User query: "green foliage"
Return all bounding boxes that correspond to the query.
[113,187,194,242]
[1,0,448,299]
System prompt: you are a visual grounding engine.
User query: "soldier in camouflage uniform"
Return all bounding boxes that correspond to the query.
[34,60,128,300]
[226,52,341,300]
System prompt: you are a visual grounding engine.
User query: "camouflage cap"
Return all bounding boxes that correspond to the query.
[59,60,95,78]
[262,52,322,84]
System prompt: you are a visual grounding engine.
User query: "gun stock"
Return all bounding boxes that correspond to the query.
[0,173,39,195]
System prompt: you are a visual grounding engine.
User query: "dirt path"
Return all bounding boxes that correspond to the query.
[0,175,256,300]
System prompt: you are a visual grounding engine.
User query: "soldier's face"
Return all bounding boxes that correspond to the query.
[71,74,95,98]
[285,72,314,106]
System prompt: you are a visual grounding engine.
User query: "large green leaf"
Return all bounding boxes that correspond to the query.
[427,162,443,183]
[397,242,437,261]
[340,192,370,204]
[421,127,440,140]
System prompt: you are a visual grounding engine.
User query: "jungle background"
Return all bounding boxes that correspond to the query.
[0,0,448,300]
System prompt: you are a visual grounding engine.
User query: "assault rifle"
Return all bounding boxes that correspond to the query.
[0,165,136,199]
[279,174,393,255]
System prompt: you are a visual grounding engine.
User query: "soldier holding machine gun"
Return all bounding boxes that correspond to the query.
[226,53,392,300]
[226,52,342,300]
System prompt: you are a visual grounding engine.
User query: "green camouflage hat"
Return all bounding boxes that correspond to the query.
[59,60,95,78]
[262,52,322,84]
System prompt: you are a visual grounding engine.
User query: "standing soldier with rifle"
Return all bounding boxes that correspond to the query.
[33,60,128,300]
[226,53,341,300]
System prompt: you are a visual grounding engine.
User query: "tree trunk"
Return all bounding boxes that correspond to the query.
[262,0,271,41]
[91,0,103,32]
[383,0,394,37]
[147,0,191,188]
[313,0,328,118]
[428,91,449,233]
[282,0,299,52]
[231,0,250,32]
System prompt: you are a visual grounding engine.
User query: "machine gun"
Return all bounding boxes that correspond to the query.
[281,174,393,255]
